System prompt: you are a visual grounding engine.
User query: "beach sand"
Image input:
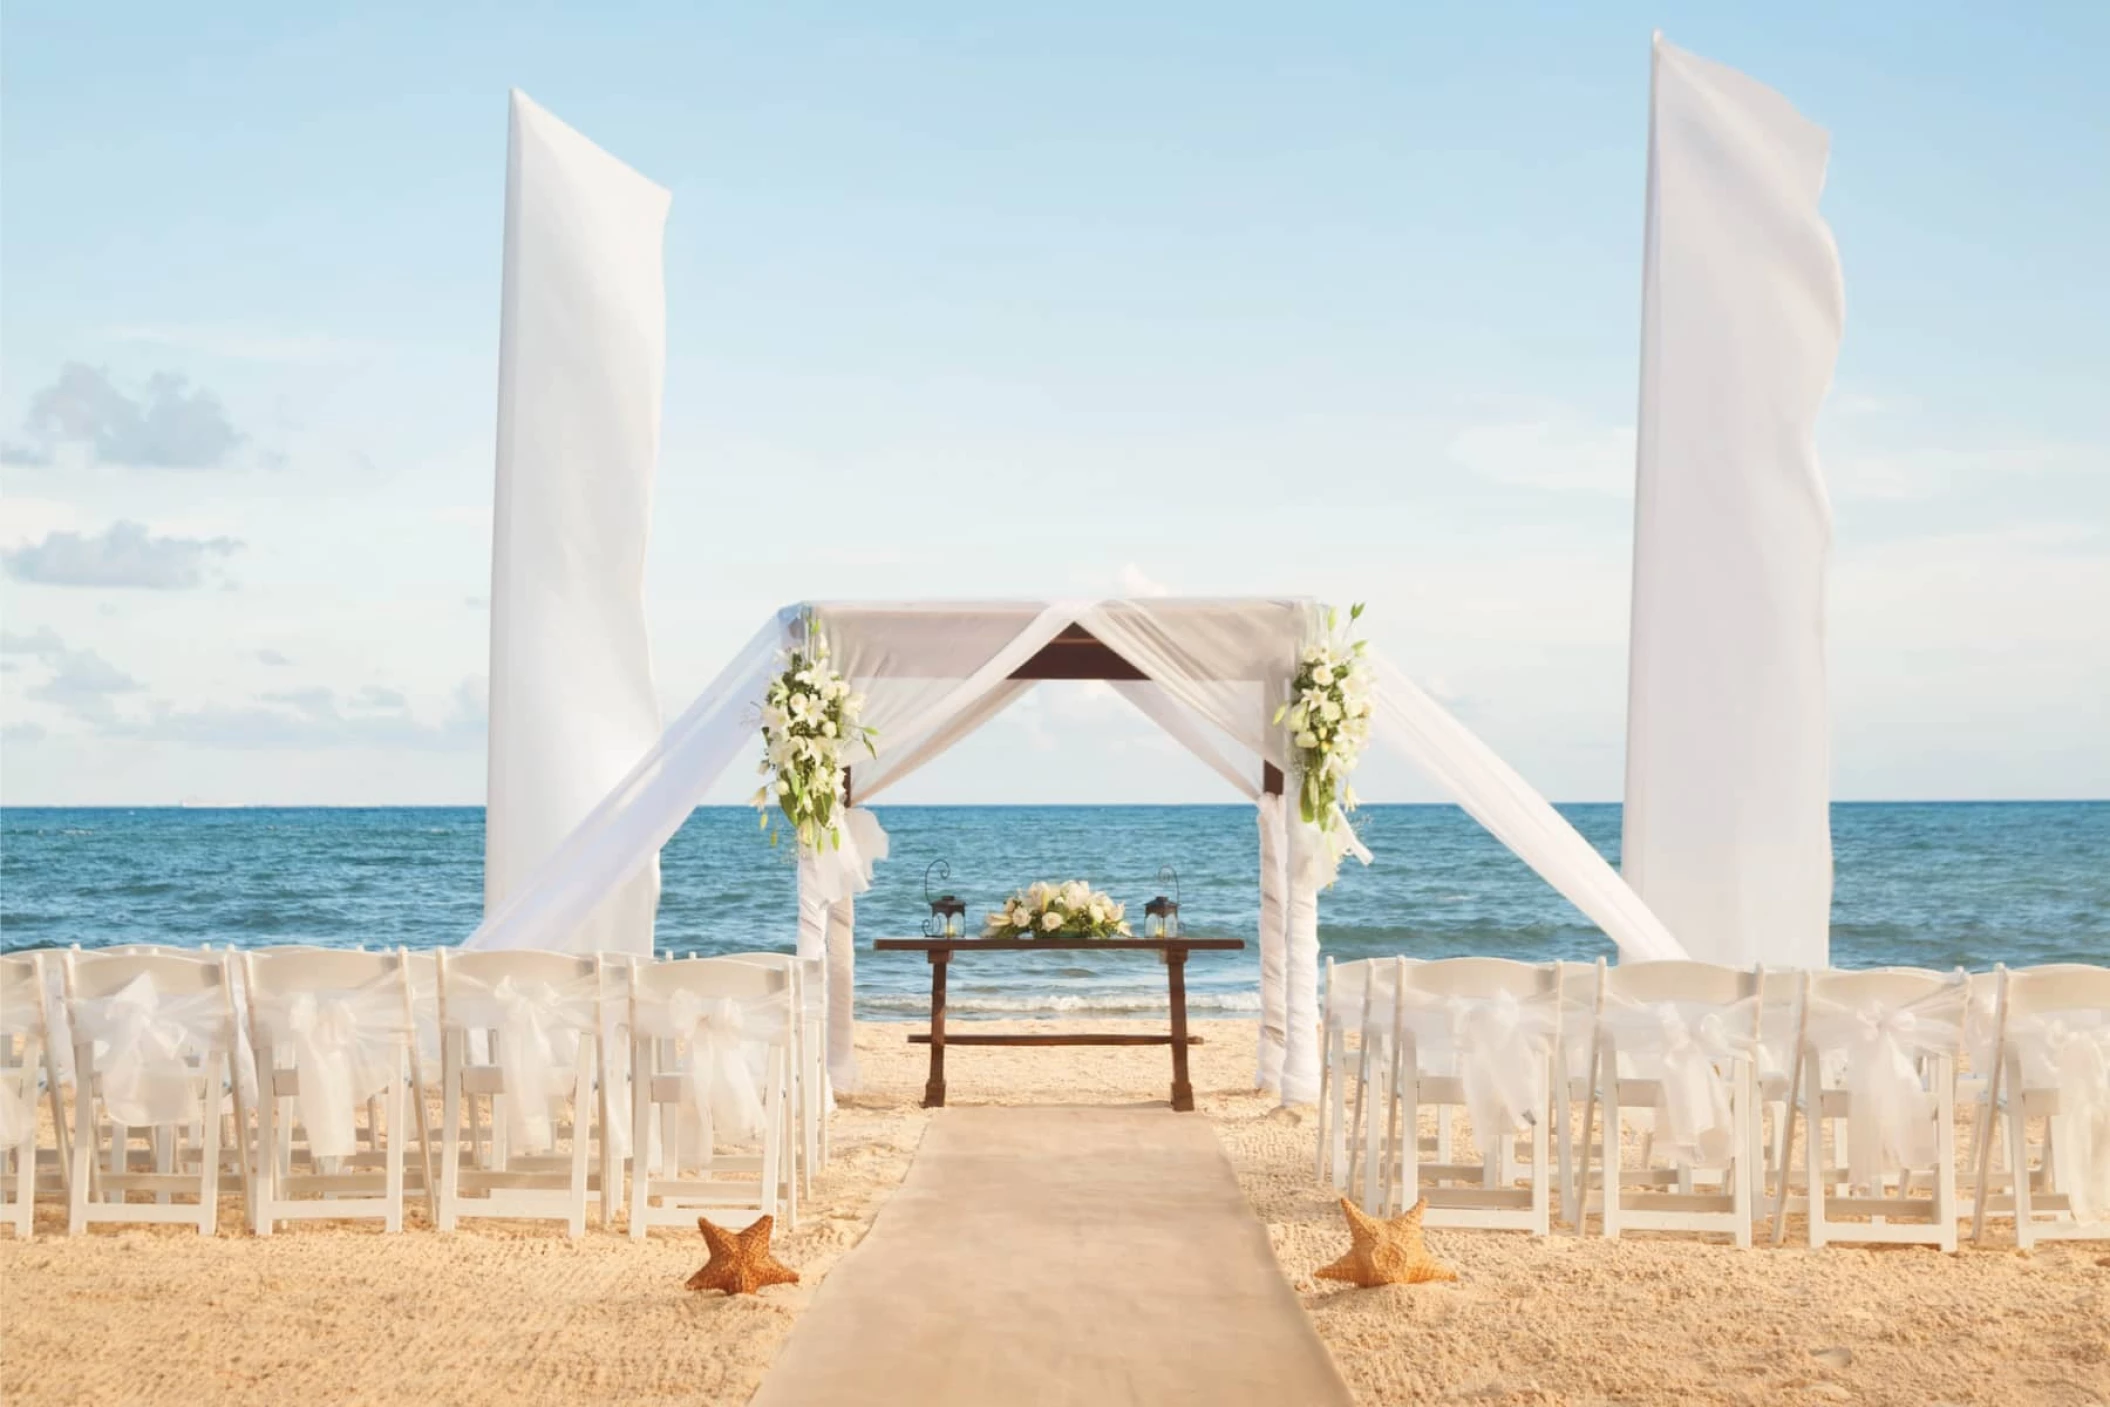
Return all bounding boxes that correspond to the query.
[3,1018,2104,1406]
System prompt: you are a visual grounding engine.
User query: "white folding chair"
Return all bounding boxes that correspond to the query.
[1318,956,1392,1192]
[435,948,608,1237]
[1579,960,1763,1247]
[62,949,241,1236]
[628,957,794,1238]
[722,952,826,1197]
[1,953,64,1236]
[1781,967,1965,1252]
[243,948,418,1234]
[1974,963,2110,1247]
[1382,957,1562,1234]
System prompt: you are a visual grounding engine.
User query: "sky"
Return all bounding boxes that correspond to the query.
[1,2,2105,807]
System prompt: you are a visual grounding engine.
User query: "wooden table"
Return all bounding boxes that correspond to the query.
[872,937,1246,1112]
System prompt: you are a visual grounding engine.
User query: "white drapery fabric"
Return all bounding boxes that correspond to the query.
[0,977,46,1148]
[441,969,602,1157]
[1801,978,1965,1189]
[485,91,672,957]
[1623,35,1844,973]
[67,975,231,1129]
[1282,820,1323,1105]
[250,977,411,1160]
[1369,654,1685,962]
[2005,1009,2110,1222]
[466,615,789,952]
[1255,794,1289,1094]
[824,897,859,1093]
[1597,993,1761,1163]
[631,987,788,1145]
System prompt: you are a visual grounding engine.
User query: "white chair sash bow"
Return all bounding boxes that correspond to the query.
[635,989,788,1145]
[0,980,43,1148]
[1803,984,1964,1189]
[1390,987,1562,1137]
[253,981,409,1159]
[444,972,600,1157]
[2011,1011,2110,1222]
[1598,996,1758,1164]
[70,974,230,1128]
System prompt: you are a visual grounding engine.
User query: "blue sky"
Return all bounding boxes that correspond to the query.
[2,2,2104,805]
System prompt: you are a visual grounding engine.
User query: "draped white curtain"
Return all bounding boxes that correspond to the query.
[1255,792,1290,1094]
[1623,34,1844,973]
[1369,653,1685,963]
[485,91,671,957]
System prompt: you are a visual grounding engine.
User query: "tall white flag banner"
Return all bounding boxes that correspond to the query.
[485,90,671,954]
[1624,36,1845,971]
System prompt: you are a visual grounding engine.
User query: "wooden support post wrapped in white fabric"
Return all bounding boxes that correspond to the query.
[824,896,859,1094]
[1281,818,1323,1106]
[1255,794,1289,1094]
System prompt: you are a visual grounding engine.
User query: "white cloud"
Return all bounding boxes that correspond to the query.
[3,520,243,589]
[7,363,245,469]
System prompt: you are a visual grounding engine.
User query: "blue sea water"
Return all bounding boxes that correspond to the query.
[2,803,2103,1017]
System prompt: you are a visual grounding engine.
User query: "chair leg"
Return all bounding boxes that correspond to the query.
[68,1059,93,1237]
[384,1061,407,1234]
[567,1053,591,1240]
[629,1041,651,1242]
[438,1040,462,1234]
[197,1058,224,1236]
[2007,1075,2034,1250]
[1804,1061,1827,1249]
[1601,1054,1623,1240]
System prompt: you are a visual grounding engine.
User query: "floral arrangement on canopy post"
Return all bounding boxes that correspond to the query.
[986,881,1132,940]
[1276,602,1374,880]
[752,625,877,853]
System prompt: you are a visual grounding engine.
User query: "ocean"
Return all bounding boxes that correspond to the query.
[2,803,2103,1017]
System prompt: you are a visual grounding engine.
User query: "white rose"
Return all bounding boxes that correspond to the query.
[1296,729,1319,750]
[1042,911,1064,931]
[776,779,792,795]
[1321,699,1342,722]
[1013,911,1033,929]
[822,719,837,737]
[1313,664,1334,687]
[1088,902,1108,923]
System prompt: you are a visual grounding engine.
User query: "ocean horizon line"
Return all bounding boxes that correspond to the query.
[3,798,2105,812]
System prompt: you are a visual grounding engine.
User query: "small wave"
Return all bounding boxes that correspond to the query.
[857,990,1262,1016]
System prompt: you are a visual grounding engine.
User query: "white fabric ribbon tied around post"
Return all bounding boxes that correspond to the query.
[1598,997,1759,1166]
[2011,1012,2110,1223]
[801,806,890,905]
[444,973,602,1157]
[253,982,410,1160]
[68,974,231,1129]
[1290,809,1373,892]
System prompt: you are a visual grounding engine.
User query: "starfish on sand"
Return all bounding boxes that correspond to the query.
[1314,1196,1458,1288]
[686,1214,801,1296]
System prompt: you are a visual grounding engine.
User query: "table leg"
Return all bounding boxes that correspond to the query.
[1167,948,1194,1112]
[924,950,949,1109]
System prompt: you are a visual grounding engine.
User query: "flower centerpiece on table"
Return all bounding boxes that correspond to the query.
[752,629,877,854]
[984,881,1132,941]
[1276,602,1375,876]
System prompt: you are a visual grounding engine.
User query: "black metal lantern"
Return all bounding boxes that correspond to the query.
[1143,864,1181,939]
[923,859,967,938]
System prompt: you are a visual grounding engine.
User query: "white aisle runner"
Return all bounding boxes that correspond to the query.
[751,1106,1353,1407]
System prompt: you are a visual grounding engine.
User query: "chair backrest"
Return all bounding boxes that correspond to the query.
[1804,966,1958,1012]
[243,947,409,1006]
[2000,963,2110,1021]
[1397,956,1557,1002]
[631,955,789,1009]
[65,949,227,1002]
[1603,960,1761,1008]
[1325,957,1392,1016]
[0,954,45,1039]
[439,949,598,988]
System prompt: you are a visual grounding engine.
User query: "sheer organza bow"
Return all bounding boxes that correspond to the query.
[252,980,408,1159]
[1386,985,1561,1138]
[69,974,231,1128]
[2011,1012,2110,1222]
[0,978,44,1148]
[1802,982,1964,1189]
[442,972,600,1157]
[1598,997,1758,1164]
[665,992,767,1143]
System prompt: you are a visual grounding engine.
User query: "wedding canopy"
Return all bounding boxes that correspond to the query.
[466,598,1685,1106]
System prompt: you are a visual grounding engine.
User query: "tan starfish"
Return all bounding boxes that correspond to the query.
[1314,1196,1459,1288]
[686,1214,801,1296]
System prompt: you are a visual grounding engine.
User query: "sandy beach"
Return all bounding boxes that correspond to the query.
[3,1018,2105,1407]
